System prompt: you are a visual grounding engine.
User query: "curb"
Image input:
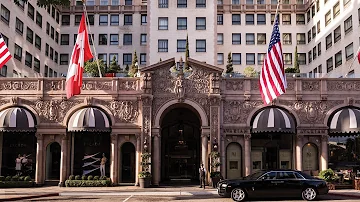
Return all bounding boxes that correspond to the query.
[329,193,360,199]
[60,191,219,196]
[0,193,59,201]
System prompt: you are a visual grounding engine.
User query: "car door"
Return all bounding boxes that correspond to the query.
[278,171,303,197]
[251,171,279,198]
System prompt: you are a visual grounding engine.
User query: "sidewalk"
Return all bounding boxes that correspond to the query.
[328,189,360,198]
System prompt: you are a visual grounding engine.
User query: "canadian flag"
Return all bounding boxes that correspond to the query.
[358,49,360,64]
[66,13,93,99]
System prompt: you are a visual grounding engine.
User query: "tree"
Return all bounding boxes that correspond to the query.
[285,67,298,73]
[226,52,233,73]
[125,64,130,72]
[84,60,105,77]
[244,66,257,77]
[107,56,121,73]
[184,34,189,70]
[14,0,70,7]
[128,51,138,77]
[294,46,300,73]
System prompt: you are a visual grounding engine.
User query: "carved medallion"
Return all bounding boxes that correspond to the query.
[225,80,244,91]
[302,81,320,91]
[82,81,112,90]
[44,80,62,91]
[119,80,137,91]
[108,100,139,123]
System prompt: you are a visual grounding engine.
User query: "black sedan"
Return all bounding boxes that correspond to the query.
[217,170,328,201]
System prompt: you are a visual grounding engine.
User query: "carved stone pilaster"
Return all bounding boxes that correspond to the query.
[296,134,304,141]
[135,133,141,140]
[152,133,160,138]
[321,135,329,141]
[201,133,209,138]
[35,134,43,140]
[244,134,251,140]
[110,134,117,142]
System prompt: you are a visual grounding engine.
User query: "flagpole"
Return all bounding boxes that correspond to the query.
[82,1,103,78]
[344,46,360,78]
[274,0,281,26]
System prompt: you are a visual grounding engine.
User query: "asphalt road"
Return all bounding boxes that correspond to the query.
[26,195,359,202]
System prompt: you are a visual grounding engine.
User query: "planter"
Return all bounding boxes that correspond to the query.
[105,73,115,77]
[139,177,151,188]
[211,177,221,188]
[326,182,336,190]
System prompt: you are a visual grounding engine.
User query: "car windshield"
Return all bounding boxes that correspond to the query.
[244,171,266,180]
[298,171,315,179]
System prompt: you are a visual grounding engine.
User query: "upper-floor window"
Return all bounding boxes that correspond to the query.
[196,0,206,7]
[99,34,108,45]
[296,14,305,24]
[177,0,187,8]
[296,33,306,44]
[257,33,266,45]
[196,17,206,30]
[124,15,133,25]
[318,42,322,56]
[100,0,109,5]
[335,51,342,68]
[283,53,292,65]
[25,52,32,68]
[177,40,186,52]
[326,33,332,49]
[1,5,10,25]
[125,0,132,5]
[159,0,168,8]
[333,2,340,18]
[141,14,147,25]
[283,33,292,45]
[326,57,333,73]
[158,17,168,30]
[317,21,320,33]
[35,35,41,50]
[325,11,331,26]
[217,53,224,65]
[158,39,168,52]
[232,33,241,45]
[246,33,255,45]
[246,14,254,25]
[60,54,69,65]
[140,53,146,65]
[345,42,353,60]
[177,17,187,30]
[196,39,206,52]
[62,15,70,25]
[298,53,306,65]
[217,14,223,25]
[123,34,132,45]
[14,44,22,61]
[110,34,119,45]
[123,53,132,65]
[232,53,241,65]
[27,3,34,20]
[15,18,24,35]
[99,15,108,26]
[36,12,42,27]
[334,25,341,43]
[282,14,291,25]
[232,14,240,25]
[110,15,119,26]
[26,27,33,44]
[217,33,223,45]
[140,34,147,45]
[61,34,69,45]
[258,53,265,65]
[257,14,266,25]
[344,16,353,35]
[246,53,255,65]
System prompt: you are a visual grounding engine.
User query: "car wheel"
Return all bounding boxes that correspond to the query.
[302,187,317,201]
[231,188,246,201]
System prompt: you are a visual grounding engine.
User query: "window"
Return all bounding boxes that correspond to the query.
[246,53,255,65]
[123,53,132,65]
[56,11,60,24]
[99,34,108,45]
[217,14,223,25]
[100,0,109,5]
[317,21,321,33]
[35,35,41,50]
[278,172,297,179]
[232,53,241,65]
[62,15,70,25]
[158,17,168,30]
[326,33,332,49]
[61,34,69,45]
[325,11,331,26]
[159,0,168,8]
[335,51,342,67]
[46,22,50,35]
[1,5,10,25]
[110,34,119,45]
[14,44,22,61]
[308,50,312,63]
[51,7,55,18]
[177,17,187,30]
[232,33,241,45]
[0,65,7,77]
[74,34,78,45]
[34,58,40,73]
[45,44,49,56]
[26,27,33,44]
[258,53,265,64]
[2,34,8,46]
[109,53,118,63]
[196,0,206,7]
[218,0,223,5]
[99,15,108,26]
[326,57,333,72]
[233,0,240,4]
[140,34,147,45]
[297,33,306,44]
[257,14,266,25]
[333,2,340,18]
[344,16,353,35]
[98,53,107,65]
[298,53,306,65]
[334,26,341,43]
[158,40,168,52]
[246,33,255,45]
[49,68,53,77]
[283,53,292,65]
[196,40,206,52]
[141,14,147,25]
[36,12,42,27]
[51,27,54,39]
[246,14,254,25]
[140,53,146,65]
[282,14,291,25]
[60,54,69,65]
[296,14,305,24]
[123,34,132,45]
[110,15,119,26]
[124,15,133,25]
[344,0,351,8]
[306,10,310,23]
[307,30,311,43]
[28,3,34,20]
[358,8,360,25]
[345,43,353,60]
[313,46,317,60]
[217,53,224,65]
[271,14,275,24]
[257,33,266,45]
[17,0,25,10]
[217,33,223,45]
[283,33,292,45]
[177,40,186,52]
[312,26,316,38]
[177,0,187,8]
[74,15,82,25]
[232,14,241,25]
[318,42,322,56]
[196,17,206,30]
[125,0,132,5]
[15,18,24,35]
[54,51,58,63]
[25,52,32,67]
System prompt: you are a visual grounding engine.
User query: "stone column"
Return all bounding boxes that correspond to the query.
[244,134,251,176]
[201,133,209,184]
[296,135,303,171]
[59,134,68,187]
[152,132,160,186]
[220,135,226,178]
[35,134,44,184]
[321,135,328,171]
[135,134,141,186]
[110,134,118,185]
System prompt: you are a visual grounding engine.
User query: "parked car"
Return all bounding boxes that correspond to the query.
[217,170,328,201]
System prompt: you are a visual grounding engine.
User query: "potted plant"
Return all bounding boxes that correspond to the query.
[105,56,121,77]
[210,151,222,188]
[319,169,339,190]
[138,152,151,188]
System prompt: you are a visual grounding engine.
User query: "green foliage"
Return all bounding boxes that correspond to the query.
[210,151,220,158]
[87,175,93,180]
[185,34,190,70]
[107,56,121,74]
[139,152,152,178]
[319,169,339,182]
[244,66,258,77]
[93,176,100,180]
[68,175,75,180]
[84,60,106,77]
[0,181,34,188]
[226,52,233,73]
[210,171,221,178]
[128,51,138,77]
[293,46,300,73]
[0,176,4,181]
[75,175,81,180]
[285,67,298,73]
[19,176,25,181]
[24,176,31,181]
[14,0,70,8]
[12,176,19,181]
[65,180,111,187]
[5,176,11,181]
[99,176,107,180]
[138,171,152,178]
[81,175,87,180]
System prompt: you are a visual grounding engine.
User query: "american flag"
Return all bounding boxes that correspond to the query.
[259,14,286,105]
[0,34,11,69]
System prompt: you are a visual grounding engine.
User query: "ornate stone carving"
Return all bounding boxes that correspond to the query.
[0,81,37,90]
[10,97,18,105]
[321,135,329,141]
[211,107,219,140]
[143,115,150,134]
[250,80,259,90]
[223,128,250,134]
[174,74,185,102]
[141,96,152,106]
[61,134,69,140]
[327,81,360,91]
[302,81,320,91]
[35,133,43,140]
[186,68,210,94]
[296,134,304,140]
[44,80,62,91]
[152,68,174,94]
[223,100,263,124]
[297,129,327,135]
[108,100,139,123]
[244,134,251,140]
[152,97,173,121]
[152,133,160,138]
[201,133,210,138]
[110,134,118,141]
[82,81,112,90]
[135,133,141,140]
[225,80,244,91]
[287,80,295,91]
[210,96,221,106]
[119,80,137,91]
[84,97,93,105]
[0,99,8,107]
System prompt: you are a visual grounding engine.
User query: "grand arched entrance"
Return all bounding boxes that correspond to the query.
[161,107,201,183]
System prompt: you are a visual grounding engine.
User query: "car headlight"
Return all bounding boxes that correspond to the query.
[221,183,227,187]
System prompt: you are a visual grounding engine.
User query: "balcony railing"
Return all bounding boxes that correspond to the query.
[217,3,310,13]
[60,5,147,13]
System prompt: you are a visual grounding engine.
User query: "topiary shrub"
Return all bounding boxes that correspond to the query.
[93,176,100,180]
[0,181,34,188]
[68,175,75,180]
[5,176,11,181]
[64,179,111,187]
[11,176,19,181]
[75,175,81,180]
[19,176,25,181]
[82,175,87,180]
[24,176,31,181]
[87,175,93,180]
[0,176,5,181]
[319,169,339,182]
[99,176,106,180]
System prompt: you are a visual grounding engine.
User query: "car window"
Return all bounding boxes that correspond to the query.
[298,171,314,179]
[260,172,277,180]
[278,172,297,179]
[294,172,305,179]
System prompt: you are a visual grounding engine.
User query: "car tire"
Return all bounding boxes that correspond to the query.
[302,187,317,201]
[231,188,246,202]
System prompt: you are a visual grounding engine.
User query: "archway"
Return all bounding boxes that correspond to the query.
[121,142,135,183]
[302,143,319,175]
[226,143,242,179]
[161,107,201,184]
[45,142,61,180]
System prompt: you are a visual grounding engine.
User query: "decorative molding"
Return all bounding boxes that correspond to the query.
[84,97,93,105]
[152,133,160,138]
[0,81,38,90]
[321,135,329,141]
[223,128,250,134]
[82,81,112,90]
[296,134,304,141]
[302,81,320,91]
[107,100,139,123]
[287,81,295,91]
[223,100,263,124]
[250,80,259,90]
[201,133,210,138]
[225,80,244,91]
[10,97,19,105]
[61,134,69,140]
[44,80,62,91]
[0,99,8,107]
[244,134,251,140]
[110,134,118,141]
[327,81,360,91]
[211,107,219,140]
[35,134,43,140]
[135,133,141,140]
[119,80,137,91]
[297,129,327,135]
[141,96,152,106]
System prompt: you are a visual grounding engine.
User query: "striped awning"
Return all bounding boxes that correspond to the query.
[68,107,110,132]
[329,107,360,134]
[0,107,36,132]
[252,107,296,133]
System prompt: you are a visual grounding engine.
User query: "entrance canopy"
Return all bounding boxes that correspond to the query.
[68,107,110,132]
[252,107,295,133]
[0,107,36,132]
[329,107,360,134]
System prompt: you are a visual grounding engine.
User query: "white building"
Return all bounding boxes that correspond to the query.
[0,0,359,78]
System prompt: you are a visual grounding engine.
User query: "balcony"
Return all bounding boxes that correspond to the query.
[59,5,147,14]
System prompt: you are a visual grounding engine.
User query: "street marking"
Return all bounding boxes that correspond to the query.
[123,195,133,202]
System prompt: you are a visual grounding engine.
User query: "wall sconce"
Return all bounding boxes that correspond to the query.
[213,137,218,151]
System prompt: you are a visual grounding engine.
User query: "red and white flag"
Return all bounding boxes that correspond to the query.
[357,48,360,64]
[0,34,11,69]
[66,13,93,99]
[259,14,286,105]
